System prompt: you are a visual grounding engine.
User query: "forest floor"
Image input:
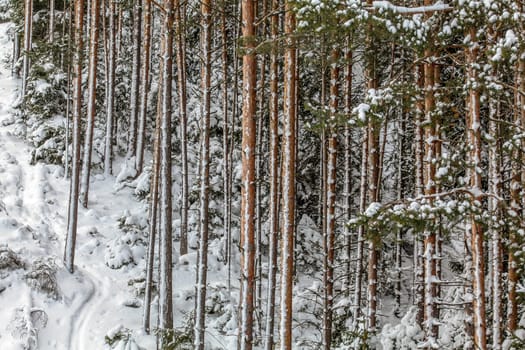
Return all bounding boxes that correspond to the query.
[0,20,239,349]
[0,21,157,349]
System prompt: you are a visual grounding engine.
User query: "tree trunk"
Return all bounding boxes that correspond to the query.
[366,0,380,330]
[158,0,174,335]
[22,0,33,99]
[239,0,257,347]
[129,0,142,161]
[264,0,280,346]
[49,0,55,43]
[221,0,231,275]
[279,2,296,348]
[414,63,425,325]
[64,0,85,273]
[353,124,368,323]
[80,0,100,209]
[422,47,438,345]
[323,48,339,350]
[194,0,211,347]
[467,26,487,350]
[488,28,503,349]
[136,0,152,173]
[343,47,353,296]
[104,0,116,175]
[175,0,189,256]
[507,36,524,338]
[142,77,162,333]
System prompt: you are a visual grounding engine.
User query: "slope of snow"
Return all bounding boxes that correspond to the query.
[0,22,156,349]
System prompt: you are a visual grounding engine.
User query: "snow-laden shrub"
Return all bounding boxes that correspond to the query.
[105,211,148,269]
[133,166,151,200]
[105,239,134,269]
[104,325,144,350]
[380,307,424,349]
[8,307,48,350]
[156,314,194,350]
[24,258,59,299]
[0,245,24,270]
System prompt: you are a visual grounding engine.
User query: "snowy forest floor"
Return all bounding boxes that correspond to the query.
[0,18,241,349]
[0,20,159,349]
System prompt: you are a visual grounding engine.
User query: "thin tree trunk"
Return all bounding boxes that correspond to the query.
[229,0,241,294]
[142,78,162,333]
[49,0,55,43]
[64,0,85,273]
[422,47,438,345]
[353,125,368,323]
[22,0,33,99]
[175,0,189,256]
[104,0,116,175]
[255,0,268,332]
[12,30,20,77]
[323,48,339,350]
[488,29,503,348]
[366,0,380,330]
[507,39,524,338]
[279,2,296,348]
[158,0,174,336]
[80,0,100,209]
[414,63,425,325]
[221,0,230,271]
[129,0,142,160]
[136,0,152,173]
[467,26,486,350]
[194,0,211,347]
[395,108,405,316]
[239,0,257,347]
[264,0,280,346]
[343,47,353,296]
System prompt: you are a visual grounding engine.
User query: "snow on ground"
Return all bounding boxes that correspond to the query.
[0,20,241,349]
[0,21,157,349]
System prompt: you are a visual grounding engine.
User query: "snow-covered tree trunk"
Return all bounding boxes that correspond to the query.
[467,26,487,350]
[142,93,161,333]
[395,109,404,315]
[264,0,280,346]
[422,52,438,345]
[128,0,141,161]
[488,30,503,348]
[194,0,211,347]
[507,40,524,337]
[64,0,85,273]
[80,0,100,209]
[239,0,257,347]
[323,48,339,350]
[279,2,296,348]
[343,48,353,296]
[22,0,33,99]
[49,0,55,43]
[221,0,231,273]
[136,0,152,173]
[158,0,174,335]
[104,0,116,175]
[256,0,268,326]
[414,63,425,325]
[12,30,20,77]
[353,126,368,322]
[366,4,380,331]
[229,0,241,293]
[176,0,189,256]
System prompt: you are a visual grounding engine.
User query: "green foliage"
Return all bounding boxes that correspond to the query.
[155,315,194,350]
